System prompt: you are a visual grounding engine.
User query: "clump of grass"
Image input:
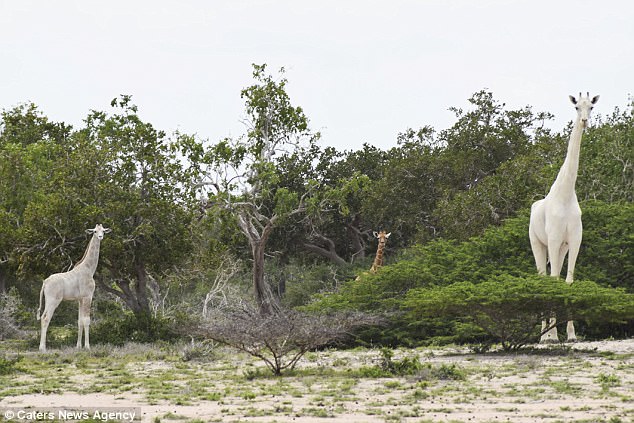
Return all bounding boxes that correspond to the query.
[379,347,425,375]
[180,341,217,362]
[0,354,22,375]
[415,363,466,382]
[356,348,466,382]
[596,373,621,391]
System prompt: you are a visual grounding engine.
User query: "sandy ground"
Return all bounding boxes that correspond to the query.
[1,339,633,422]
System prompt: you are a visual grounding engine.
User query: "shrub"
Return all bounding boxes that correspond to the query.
[307,201,634,345]
[0,354,22,375]
[378,347,425,375]
[180,340,218,362]
[191,303,381,375]
[91,308,184,345]
[0,287,27,340]
[404,274,634,351]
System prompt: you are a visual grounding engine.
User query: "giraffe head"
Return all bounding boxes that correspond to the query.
[569,92,599,129]
[373,230,391,248]
[86,224,112,240]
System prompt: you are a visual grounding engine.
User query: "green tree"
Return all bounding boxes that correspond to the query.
[578,101,634,203]
[201,64,321,314]
[7,97,203,330]
[77,96,202,319]
[299,144,387,266]
[0,104,71,293]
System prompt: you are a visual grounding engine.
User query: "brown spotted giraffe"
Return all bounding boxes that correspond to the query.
[369,230,391,273]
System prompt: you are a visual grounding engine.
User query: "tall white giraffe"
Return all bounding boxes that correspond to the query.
[529,93,599,342]
[37,224,111,351]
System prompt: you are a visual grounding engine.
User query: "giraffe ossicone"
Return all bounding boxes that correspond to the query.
[37,224,111,351]
[529,93,598,343]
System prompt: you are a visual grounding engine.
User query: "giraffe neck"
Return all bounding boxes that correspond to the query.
[549,117,584,199]
[73,235,101,275]
[370,244,385,273]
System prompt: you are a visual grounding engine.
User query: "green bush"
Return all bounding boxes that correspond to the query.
[91,309,183,346]
[404,274,634,351]
[378,347,425,375]
[0,354,22,375]
[307,201,634,346]
[357,348,466,380]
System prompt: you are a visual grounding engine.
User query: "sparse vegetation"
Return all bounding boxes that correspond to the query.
[0,340,632,421]
[191,303,381,375]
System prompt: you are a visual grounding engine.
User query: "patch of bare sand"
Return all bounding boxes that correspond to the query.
[1,339,632,422]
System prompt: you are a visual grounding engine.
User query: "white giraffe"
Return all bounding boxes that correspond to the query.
[37,224,111,351]
[529,93,599,342]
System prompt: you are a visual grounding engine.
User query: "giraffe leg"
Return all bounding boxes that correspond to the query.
[80,297,92,349]
[540,239,566,344]
[531,239,558,343]
[39,297,62,352]
[565,223,582,284]
[529,235,548,276]
[549,239,565,279]
[564,226,582,342]
[77,300,83,348]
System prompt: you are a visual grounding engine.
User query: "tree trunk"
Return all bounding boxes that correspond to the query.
[236,210,281,315]
[98,262,151,318]
[252,240,269,314]
[347,216,366,262]
[134,260,150,316]
[0,268,6,294]
[302,242,348,266]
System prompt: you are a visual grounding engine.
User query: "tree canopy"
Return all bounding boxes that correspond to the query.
[1,65,632,347]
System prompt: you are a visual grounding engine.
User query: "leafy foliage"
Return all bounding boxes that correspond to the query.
[200,64,322,313]
[405,275,634,351]
[1,69,632,349]
[308,201,633,345]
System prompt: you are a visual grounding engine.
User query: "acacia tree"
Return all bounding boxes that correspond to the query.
[405,275,634,351]
[202,65,321,314]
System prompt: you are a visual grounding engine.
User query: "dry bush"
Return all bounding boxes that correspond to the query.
[0,288,26,340]
[192,303,381,375]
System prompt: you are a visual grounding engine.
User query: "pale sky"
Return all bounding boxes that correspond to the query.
[1,0,632,151]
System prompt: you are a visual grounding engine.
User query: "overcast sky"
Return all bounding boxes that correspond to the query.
[1,0,632,151]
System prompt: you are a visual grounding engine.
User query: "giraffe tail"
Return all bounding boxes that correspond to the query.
[36,283,44,321]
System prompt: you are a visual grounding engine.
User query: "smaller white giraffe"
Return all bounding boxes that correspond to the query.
[37,224,111,351]
[529,93,598,343]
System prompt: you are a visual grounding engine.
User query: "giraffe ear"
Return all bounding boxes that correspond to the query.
[591,95,600,104]
[385,232,391,238]
[86,229,95,234]
[103,228,112,234]
[569,95,577,105]
[373,231,379,238]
